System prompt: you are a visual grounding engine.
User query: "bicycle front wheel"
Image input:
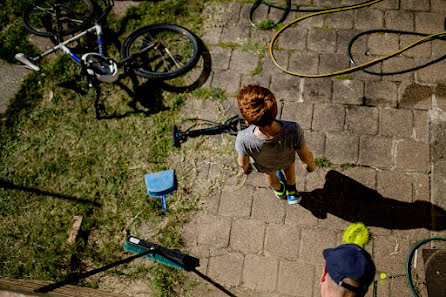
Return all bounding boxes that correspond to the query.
[23,0,95,37]
[121,24,201,80]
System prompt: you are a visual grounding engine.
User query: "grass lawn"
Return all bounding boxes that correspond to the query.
[0,0,243,296]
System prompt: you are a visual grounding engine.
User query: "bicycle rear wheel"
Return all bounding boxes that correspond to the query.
[23,0,94,37]
[121,24,201,80]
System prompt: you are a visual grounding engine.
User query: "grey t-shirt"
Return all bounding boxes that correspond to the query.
[235,120,305,173]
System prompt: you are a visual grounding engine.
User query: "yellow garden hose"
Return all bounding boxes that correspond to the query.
[267,0,446,77]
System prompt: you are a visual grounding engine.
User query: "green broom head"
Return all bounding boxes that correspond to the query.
[343,222,370,248]
[124,236,199,271]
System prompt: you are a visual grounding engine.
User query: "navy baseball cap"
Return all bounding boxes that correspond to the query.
[323,244,376,295]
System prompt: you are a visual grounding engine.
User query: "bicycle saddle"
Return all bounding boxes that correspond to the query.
[82,53,119,83]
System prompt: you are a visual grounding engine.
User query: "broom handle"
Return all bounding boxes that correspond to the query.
[34,248,155,293]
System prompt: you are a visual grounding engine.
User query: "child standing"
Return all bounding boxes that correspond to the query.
[235,85,316,204]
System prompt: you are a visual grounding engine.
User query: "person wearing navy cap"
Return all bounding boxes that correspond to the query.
[320,244,376,297]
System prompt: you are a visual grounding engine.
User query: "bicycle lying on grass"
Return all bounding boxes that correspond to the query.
[15,0,201,115]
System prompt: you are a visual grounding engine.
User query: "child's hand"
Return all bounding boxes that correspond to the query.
[306,161,317,172]
[243,163,253,175]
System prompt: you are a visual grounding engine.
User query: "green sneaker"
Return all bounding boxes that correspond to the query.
[274,182,286,199]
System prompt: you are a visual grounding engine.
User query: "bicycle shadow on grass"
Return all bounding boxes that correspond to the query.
[94,41,211,120]
[300,170,446,231]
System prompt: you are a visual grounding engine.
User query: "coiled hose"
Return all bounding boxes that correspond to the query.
[250,0,446,77]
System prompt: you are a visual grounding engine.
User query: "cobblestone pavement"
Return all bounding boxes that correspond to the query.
[1,1,445,297]
[181,1,446,297]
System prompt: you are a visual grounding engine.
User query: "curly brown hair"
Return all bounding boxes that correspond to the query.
[237,85,277,127]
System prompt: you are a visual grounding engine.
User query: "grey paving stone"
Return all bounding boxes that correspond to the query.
[417,60,446,84]
[230,50,260,74]
[270,73,304,101]
[413,110,429,142]
[188,245,210,274]
[251,28,273,48]
[294,160,308,190]
[201,190,221,214]
[324,10,353,29]
[262,50,289,76]
[379,108,413,138]
[242,255,278,293]
[325,133,359,164]
[182,214,199,247]
[281,102,313,129]
[240,74,271,89]
[219,184,253,217]
[350,58,383,81]
[298,12,324,28]
[264,223,301,259]
[299,228,337,264]
[111,1,139,17]
[432,35,446,57]
[431,0,446,12]
[203,2,242,26]
[336,29,367,54]
[304,131,326,158]
[221,24,250,44]
[305,168,329,191]
[415,12,445,34]
[381,56,415,82]
[395,139,430,172]
[209,46,232,70]
[319,53,351,75]
[401,0,430,11]
[211,69,242,95]
[373,0,400,9]
[312,103,346,132]
[353,9,384,30]
[434,84,446,112]
[400,82,432,110]
[413,173,430,202]
[432,157,446,211]
[384,10,415,31]
[346,105,379,135]
[207,251,244,286]
[220,96,240,117]
[342,166,377,190]
[0,60,29,113]
[358,135,393,168]
[230,218,265,253]
[277,260,315,296]
[308,28,337,53]
[373,235,412,275]
[432,119,446,165]
[202,26,223,45]
[285,204,319,227]
[251,188,286,223]
[197,213,232,248]
[278,26,308,50]
[332,79,364,105]
[367,33,400,56]
[302,78,332,103]
[377,170,413,202]
[365,81,398,107]
[390,276,419,297]
[288,51,319,76]
[400,35,432,58]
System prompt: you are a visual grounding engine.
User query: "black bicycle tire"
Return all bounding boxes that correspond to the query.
[120,24,201,80]
[23,0,95,37]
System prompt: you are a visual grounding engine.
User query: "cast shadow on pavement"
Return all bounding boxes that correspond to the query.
[301,170,446,231]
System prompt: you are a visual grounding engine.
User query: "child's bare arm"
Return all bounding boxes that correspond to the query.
[237,155,252,174]
[296,145,316,172]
